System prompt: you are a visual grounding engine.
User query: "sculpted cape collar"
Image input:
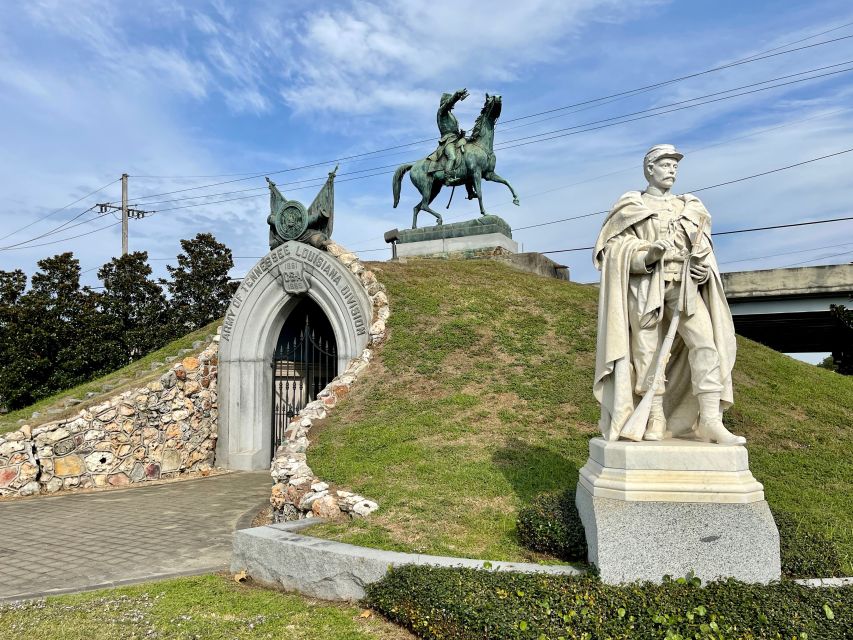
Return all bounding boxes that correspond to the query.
[593,191,710,269]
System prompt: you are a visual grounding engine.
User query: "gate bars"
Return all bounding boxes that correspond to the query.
[270,316,337,455]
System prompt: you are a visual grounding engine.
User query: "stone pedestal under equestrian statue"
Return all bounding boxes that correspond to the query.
[387,215,517,259]
[575,437,781,584]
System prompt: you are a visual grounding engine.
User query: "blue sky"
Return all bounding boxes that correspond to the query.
[1,0,852,292]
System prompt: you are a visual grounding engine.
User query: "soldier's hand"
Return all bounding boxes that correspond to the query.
[457,88,469,100]
[644,240,673,266]
[690,262,710,283]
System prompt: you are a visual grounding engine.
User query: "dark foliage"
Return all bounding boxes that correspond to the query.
[163,232,235,335]
[0,254,117,408]
[98,251,169,362]
[516,490,587,560]
[0,235,234,411]
[773,508,847,579]
[367,565,851,640]
[829,304,852,375]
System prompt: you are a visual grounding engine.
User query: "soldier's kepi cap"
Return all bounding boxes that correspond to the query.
[644,144,684,165]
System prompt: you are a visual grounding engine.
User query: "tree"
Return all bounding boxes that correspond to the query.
[162,232,235,334]
[0,270,26,411]
[98,251,168,362]
[829,304,852,375]
[0,253,115,409]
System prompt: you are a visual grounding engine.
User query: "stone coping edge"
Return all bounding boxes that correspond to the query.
[232,520,853,601]
[231,519,583,602]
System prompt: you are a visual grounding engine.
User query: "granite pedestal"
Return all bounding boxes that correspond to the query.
[575,437,780,584]
[393,215,517,258]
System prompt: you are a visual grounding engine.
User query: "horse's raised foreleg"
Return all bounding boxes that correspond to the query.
[418,197,443,226]
[484,170,520,206]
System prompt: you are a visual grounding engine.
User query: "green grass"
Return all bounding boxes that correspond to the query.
[0,574,410,640]
[0,320,222,436]
[307,259,853,571]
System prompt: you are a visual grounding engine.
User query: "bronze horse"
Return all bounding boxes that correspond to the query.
[392,94,520,229]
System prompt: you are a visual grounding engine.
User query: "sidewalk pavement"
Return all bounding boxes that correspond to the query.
[0,471,270,602]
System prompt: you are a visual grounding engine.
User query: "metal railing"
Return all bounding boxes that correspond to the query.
[270,317,337,456]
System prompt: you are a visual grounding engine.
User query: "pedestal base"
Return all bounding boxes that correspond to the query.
[394,216,517,259]
[575,438,780,584]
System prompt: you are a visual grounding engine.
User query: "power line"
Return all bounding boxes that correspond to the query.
[507,147,853,236]
[783,249,853,267]
[124,29,853,193]
[345,104,852,249]
[0,177,120,243]
[124,64,853,221]
[538,215,853,255]
[0,220,121,251]
[0,209,113,251]
[497,64,853,151]
[500,32,853,128]
[720,241,853,266]
[123,162,403,208]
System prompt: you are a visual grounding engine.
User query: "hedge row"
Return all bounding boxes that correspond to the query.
[516,490,846,579]
[366,565,850,640]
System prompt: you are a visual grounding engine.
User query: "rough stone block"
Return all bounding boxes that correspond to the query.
[576,483,781,584]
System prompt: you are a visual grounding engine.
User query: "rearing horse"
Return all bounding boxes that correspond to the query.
[392,94,520,229]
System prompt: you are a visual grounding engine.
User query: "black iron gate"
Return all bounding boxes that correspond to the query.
[270,316,337,455]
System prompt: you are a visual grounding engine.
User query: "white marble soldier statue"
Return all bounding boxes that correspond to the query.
[592,144,745,445]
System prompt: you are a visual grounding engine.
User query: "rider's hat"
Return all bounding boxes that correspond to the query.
[644,144,683,165]
[440,92,454,108]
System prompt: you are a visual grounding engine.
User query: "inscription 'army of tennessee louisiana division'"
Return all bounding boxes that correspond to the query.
[221,243,366,342]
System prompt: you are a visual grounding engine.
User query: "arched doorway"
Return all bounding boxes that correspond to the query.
[217,241,372,471]
[271,297,338,453]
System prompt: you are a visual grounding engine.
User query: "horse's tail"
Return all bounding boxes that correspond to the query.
[392,163,413,208]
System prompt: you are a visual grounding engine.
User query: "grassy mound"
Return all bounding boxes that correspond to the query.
[308,259,853,571]
[0,320,222,436]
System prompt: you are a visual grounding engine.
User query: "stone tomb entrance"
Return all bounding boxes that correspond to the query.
[270,297,337,453]
[217,242,371,470]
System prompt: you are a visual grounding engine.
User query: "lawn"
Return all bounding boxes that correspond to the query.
[307,259,853,570]
[0,574,411,640]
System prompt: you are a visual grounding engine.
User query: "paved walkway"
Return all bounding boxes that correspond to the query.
[0,471,271,602]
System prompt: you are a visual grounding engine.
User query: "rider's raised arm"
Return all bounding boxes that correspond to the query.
[439,88,468,113]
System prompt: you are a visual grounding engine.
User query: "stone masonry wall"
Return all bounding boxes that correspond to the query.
[0,339,220,498]
[269,241,388,521]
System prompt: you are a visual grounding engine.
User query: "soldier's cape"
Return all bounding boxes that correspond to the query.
[591,191,736,441]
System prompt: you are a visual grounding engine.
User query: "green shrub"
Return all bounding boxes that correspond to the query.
[773,508,847,579]
[516,490,587,561]
[367,565,851,640]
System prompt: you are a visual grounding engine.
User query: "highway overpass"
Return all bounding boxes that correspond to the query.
[721,264,852,354]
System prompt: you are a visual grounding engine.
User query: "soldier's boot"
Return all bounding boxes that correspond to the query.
[445,146,458,181]
[643,396,666,441]
[695,392,746,445]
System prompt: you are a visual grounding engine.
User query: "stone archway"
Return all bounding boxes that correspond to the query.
[216,241,372,470]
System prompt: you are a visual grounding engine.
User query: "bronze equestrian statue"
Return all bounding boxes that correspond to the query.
[392,90,520,229]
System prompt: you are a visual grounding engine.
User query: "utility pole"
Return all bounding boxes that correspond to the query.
[121,173,129,256]
[97,173,152,257]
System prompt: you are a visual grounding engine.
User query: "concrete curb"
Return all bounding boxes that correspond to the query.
[794,577,853,587]
[231,519,584,601]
